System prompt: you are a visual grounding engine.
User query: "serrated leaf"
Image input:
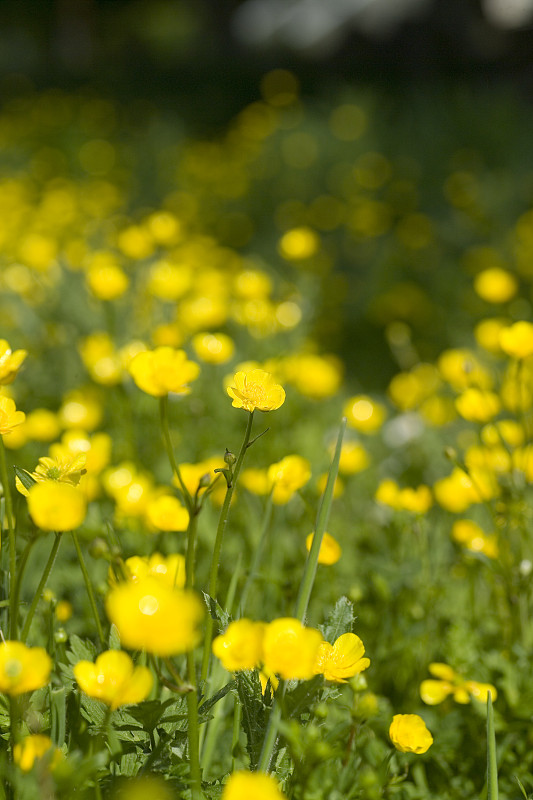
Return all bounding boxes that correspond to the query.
[284,675,325,719]
[108,624,121,650]
[13,465,37,492]
[80,696,107,727]
[198,680,236,719]
[320,597,354,644]
[202,592,230,631]
[127,698,177,733]
[235,670,268,770]
[67,634,98,666]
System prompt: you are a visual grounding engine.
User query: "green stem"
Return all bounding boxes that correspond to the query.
[257,688,284,773]
[11,538,35,637]
[185,509,199,591]
[200,411,254,682]
[295,417,346,621]
[72,530,105,646]
[231,697,242,772]
[239,492,274,615]
[0,436,17,639]
[186,649,203,800]
[487,692,498,800]
[159,394,193,512]
[20,533,63,643]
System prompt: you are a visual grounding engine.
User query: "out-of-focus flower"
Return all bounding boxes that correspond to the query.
[115,553,186,589]
[129,348,200,397]
[474,318,508,353]
[103,462,154,519]
[27,481,87,531]
[451,519,499,558]
[105,577,204,656]
[344,395,386,434]
[240,467,271,496]
[59,388,103,430]
[262,618,323,680]
[0,641,51,695]
[227,369,285,412]
[222,770,287,800]
[437,349,492,390]
[192,332,235,364]
[87,255,129,301]
[388,364,441,411]
[56,600,73,622]
[79,332,122,385]
[212,619,266,672]
[305,532,341,565]
[455,388,501,423]
[13,735,63,772]
[144,493,190,532]
[282,354,342,399]
[74,649,153,709]
[389,714,433,754]
[278,227,319,260]
[433,467,498,513]
[420,662,497,705]
[0,340,27,384]
[499,321,533,359]
[337,441,369,474]
[0,395,25,434]
[474,268,517,303]
[315,633,370,682]
[376,480,432,513]
[268,455,311,504]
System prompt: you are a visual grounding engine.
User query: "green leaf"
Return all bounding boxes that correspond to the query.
[108,624,121,650]
[234,670,268,770]
[13,465,37,492]
[487,692,498,800]
[127,698,177,733]
[320,597,355,644]
[67,634,98,666]
[202,592,230,631]
[198,680,236,718]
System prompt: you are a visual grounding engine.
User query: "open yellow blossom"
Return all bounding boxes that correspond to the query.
[420,662,497,705]
[268,455,311,504]
[0,395,25,435]
[74,649,153,710]
[16,453,87,497]
[27,481,87,531]
[389,714,433,754]
[282,354,342,399]
[344,395,386,434]
[306,532,342,565]
[314,633,370,682]
[437,348,492,390]
[227,369,285,412]
[192,332,235,364]
[14,735,63,772]
[212,619,266,672]
[117,553,186,589]
[87,260,129,301]
[222,770,287,800]
[0,339,27,384]
[455,388,501,423]
[0,641,51,695]
[499,321,533,359]
[144,493,190,531]
[337,441,370,474]
[106,577,204,656]
[129,347,200,397]
[452,519,499,559]
[262,618,323,680]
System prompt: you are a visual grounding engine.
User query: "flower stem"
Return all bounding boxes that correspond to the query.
[200,411,254,682]
[239,491,274,615]
[186,649,203,800]
[72,530,105,646]
[0,436,17,639]
[185,507,199,591]
[20,532,62,643]
[11,538,35,637]
[159,394,193,512]
[487,692,498,800]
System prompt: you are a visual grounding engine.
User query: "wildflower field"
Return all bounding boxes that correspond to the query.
[2,73,533,799]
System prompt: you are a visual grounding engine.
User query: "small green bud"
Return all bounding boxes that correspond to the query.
[89,538,109,559]
[224,449,236,467]
[54,629,68,643]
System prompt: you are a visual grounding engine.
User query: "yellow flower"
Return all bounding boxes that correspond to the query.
[240,468,271,496]
[499,321,533,359]
[437,349,492,390]
[455,388,501,423]
[27,481,87,531]
[105,577,204,656]
[375,479,401,509]
[474,318,508,353]
[305,532,342,565]
[262,618,323,680]
[278,226,319,260]
[282,354,342,399]
[23,409,61,442]
[0,641,51,695]
[420,662,497,705]
[0,395,25,435]
[192,332,235,364]
[397,486,433,513]
[212,619,266,672]
[87,260,129,301]
[144,493,190,531]
[0,339,27,384]
[452,519,499,559]
[129,347,200,397]
[222,770,287,800]
[227,369,285,413]
[13,734,63,772]
[118,553,186,589]
[337,441,369,475]
[474,268,517,303]
[344,395,386,434]
[389,714,433,754]
[16,453,87,497]
[74,650,153,710]
[267,455,311,504]
[314,633,370,682]
[56,600,73,622]
[79,332,122,385]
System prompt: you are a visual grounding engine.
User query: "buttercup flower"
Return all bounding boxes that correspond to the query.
[115,553,186,589]
[212,619,266,672]
[0,340,27,384]
[227,369,285,412]
[0,395,25,435]
[106,577,204,656]
[344,395,386,434]
[262,618,323,680]
[27,481,87,531]
[268,455,311,504]
[0,641,51,695]
[222,770,287,800]
[74,649,153,710]
[474,268,517,303]
[455,388,501,423]
[389,714,433,754]
[13,735,63,772]
[128,347,200,397]
[420,662,497,705]
[314,633,370,682]
[144,493,190,531]
[16,453,87,497]
[305,532,342,565]
[499,321,533,360]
